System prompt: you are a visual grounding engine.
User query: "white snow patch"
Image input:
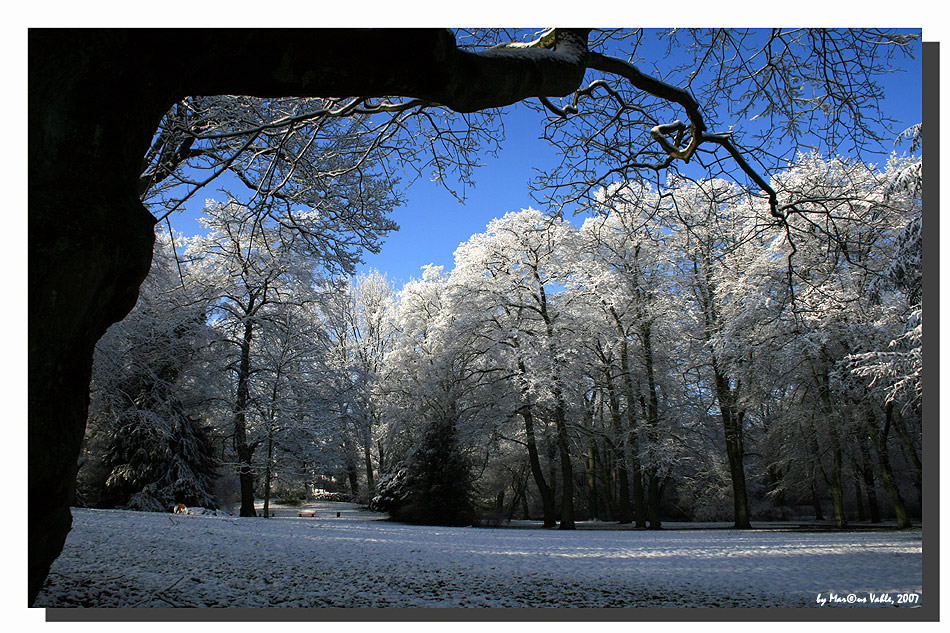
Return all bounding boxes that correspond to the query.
[34,502,923,609]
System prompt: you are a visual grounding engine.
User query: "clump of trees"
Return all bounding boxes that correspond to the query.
[81,148,921,535]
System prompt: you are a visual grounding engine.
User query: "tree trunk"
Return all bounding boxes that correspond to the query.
[263,426,274,519]
[888,406,922,506]
[520,405,557,527]
[609,307,642,526]
[588,395,613,521]
[646,473,663,530]
[532,274,575,531]
[599,452,616,522]
[859,432,882,523]
[602,367,633,524]
[614,459,632,524]
[505,464,529,521]
[811,479,825,522]
[617,355,645,527]
[554,396,576,530]
[29,32,169,604]
[363,423,376,493]
[233,319,258,517]
[813,362,846,528]
[640,321,663,530]
[630,456,647,528]
[805,426,826,522]
[30,189,156,604]
[585,439,599,520]
[849,457,866,522]
[345,444,361,498]
[339,423,361,498]
[828,443,848,529]
[871,405,911,529]
[713,368,751,529]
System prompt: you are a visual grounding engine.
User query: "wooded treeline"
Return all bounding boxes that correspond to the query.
[78,150,922,530]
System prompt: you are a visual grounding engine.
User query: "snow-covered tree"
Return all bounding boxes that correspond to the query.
[372,265,506,526]
[82,231,219,511]
[142,97,402,277]
[252,301,340,518]
[573,183,683,527]
[730,152,922,527]
[451,208,586,529]
[321,270,397,499]
[656,177,764,528]
[846,148,923,414]
[186,201,329,516]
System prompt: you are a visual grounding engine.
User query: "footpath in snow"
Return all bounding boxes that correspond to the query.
[34,501,923,609]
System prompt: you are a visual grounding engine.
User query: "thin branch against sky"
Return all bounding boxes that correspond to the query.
[155,28,922,288]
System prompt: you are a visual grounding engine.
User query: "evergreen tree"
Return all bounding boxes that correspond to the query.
[82,232,220,511]
[102,399,218,512]
[391,414,476,527]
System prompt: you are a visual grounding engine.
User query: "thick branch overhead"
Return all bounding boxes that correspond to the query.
[176,29,592,113]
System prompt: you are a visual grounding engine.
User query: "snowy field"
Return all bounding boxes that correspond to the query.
[34,501,923,610]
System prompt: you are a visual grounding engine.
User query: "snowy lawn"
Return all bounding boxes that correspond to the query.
[34,502,923,609]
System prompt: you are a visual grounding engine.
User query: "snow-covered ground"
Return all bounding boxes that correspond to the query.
[34,502,923,609]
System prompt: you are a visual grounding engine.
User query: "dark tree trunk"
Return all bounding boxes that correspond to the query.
[859,432,882,523]
[344,437,361,498]
[599,450,616,522]
[263,425,274,519]
[640,321,663,530]
[850,458,866,522]
[29,32,170,604]
[608,307,641,526]
[811,480,825,522]
[585,439,600,521]
[553,396,576,530]
[233,320,258,517]
[507,465,530,521]
[871,405,911,529]
[586,398,613,520]
[828,443,847,529]
[713,368,751,529]
[813,362,846,528]
[614,459,632,524]
[888,406,922,505]
[806,428,826,522]
[630,457,647,528]
[363,425,376,493]
[646,473,663,530]
[602,365,632,524]
[617,344,646,526]
[520,405,557,527]
[531,271,575,531]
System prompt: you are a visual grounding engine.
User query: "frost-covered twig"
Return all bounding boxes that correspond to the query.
[131,574,189,608]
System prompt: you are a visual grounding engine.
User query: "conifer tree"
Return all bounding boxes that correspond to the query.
[391,413,476,527]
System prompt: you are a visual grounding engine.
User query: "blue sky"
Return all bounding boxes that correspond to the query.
[166,29,924,289]
[354,103,558,286]
[355,39,923,287]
